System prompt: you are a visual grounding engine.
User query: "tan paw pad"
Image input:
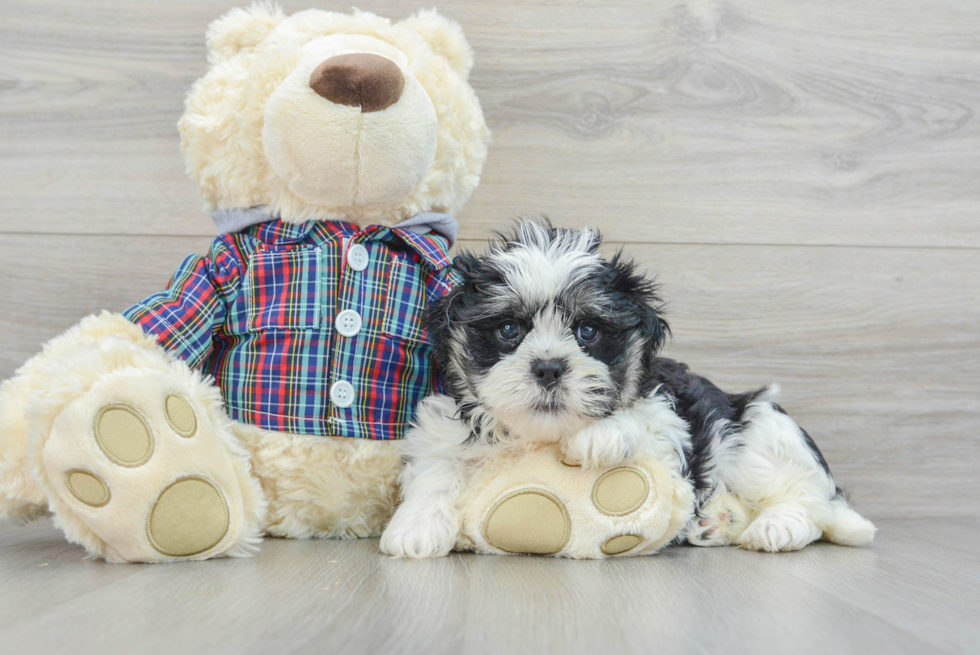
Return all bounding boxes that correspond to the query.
[601,534,643,555]
[164,395,197,438]
[147,476,230,557]
[483,489,571,555]
[592,467,649,516]
[65,469,111,507]
[94,405,154,467]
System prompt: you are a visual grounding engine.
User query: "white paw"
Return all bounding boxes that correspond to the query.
[380,504,458,559]
[688,494,748,547]
[562,420,638,469]
[737,505,821,552]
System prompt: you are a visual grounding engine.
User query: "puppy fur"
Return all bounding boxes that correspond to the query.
[380,219,876,558]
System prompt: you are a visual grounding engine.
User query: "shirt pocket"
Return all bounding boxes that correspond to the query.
[383,257,430,343]
[244,246,323,331]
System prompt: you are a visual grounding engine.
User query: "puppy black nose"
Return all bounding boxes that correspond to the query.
[532,360,566,388]
[309,53,404,112]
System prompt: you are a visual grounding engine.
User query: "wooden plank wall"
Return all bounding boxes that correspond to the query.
[1,0,977,519]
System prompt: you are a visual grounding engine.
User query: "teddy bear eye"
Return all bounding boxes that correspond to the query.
[575,322,600,343]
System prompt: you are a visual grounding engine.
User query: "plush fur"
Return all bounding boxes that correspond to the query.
[0,5,490,562]
[234,423,401,540]
[381,219,876,558]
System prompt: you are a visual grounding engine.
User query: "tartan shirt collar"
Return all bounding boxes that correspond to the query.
[211,207,456,270]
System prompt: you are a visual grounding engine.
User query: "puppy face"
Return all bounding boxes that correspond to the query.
[427,219,668,443]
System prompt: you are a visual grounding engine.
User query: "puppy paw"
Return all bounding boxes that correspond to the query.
[737,504,821,552]
[380,504,458,559]
[687,494,748,547]
[562,419,638,469]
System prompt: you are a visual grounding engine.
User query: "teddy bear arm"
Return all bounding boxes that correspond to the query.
[122,247,241,371]
[0,242,235,523]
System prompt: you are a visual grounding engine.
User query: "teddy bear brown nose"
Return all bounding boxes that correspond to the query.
[309,53,405,113]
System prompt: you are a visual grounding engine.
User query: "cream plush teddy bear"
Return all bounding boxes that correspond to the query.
[0,5,489,563]
[453,444,696,558]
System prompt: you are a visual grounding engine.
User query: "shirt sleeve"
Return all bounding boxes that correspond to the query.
[122,240,242,369]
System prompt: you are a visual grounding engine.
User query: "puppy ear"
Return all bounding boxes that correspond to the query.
[447,251,481,282]
[207,3,285,64]
[607,252,670,356]
[424,253,481,396]
[400,9,475,78]
[426,254,480,342]
[639,300,670,356]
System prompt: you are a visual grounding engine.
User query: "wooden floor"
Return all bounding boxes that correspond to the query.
[1,519,977,654]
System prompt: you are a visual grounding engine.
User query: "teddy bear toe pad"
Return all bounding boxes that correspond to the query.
[42,369,246,562]
[601,534,644,555]
[65,469,111,507]
[164,394,197,437]
[94,405,154,466]
[592,468,650,516]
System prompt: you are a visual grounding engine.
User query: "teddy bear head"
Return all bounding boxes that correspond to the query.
[180,4,490,225]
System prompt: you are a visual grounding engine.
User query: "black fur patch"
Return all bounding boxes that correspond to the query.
[642,358,759,500]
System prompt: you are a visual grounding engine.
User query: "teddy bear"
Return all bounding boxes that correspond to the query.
[0,4,490,563]
[453,445,696,557]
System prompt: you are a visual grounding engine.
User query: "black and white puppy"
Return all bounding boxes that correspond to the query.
[380,219,876,558]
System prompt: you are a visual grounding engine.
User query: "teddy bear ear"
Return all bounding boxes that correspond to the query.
[400,9,475,78]
[206,2,285,64]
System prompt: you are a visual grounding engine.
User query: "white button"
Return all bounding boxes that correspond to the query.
[335,309,362,337]
[330,381,355,408]
[347,244,369,271]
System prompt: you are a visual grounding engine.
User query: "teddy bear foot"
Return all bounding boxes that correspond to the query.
[480,470,653,557]
[40,368,264,563]
[458,449,695,558]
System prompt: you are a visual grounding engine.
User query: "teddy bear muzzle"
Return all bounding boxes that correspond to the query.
[309,53,405,113]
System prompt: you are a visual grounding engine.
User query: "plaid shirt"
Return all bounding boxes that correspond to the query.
[124,219,461,440]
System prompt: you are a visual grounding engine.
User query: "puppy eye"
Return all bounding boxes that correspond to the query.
[575,322,600,343]
[496,321,522,342]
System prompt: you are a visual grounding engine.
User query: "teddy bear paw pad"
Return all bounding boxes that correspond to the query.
[148,476,229,557]
[65,469,111,507]
[94,405,154,467]
[483,489,571,555]
[42,369,246,562]
[601,534,643,555]
[591,467,649,516]
[164,395,197,437]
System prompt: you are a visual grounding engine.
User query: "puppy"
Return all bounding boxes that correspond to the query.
[380,219,876,558]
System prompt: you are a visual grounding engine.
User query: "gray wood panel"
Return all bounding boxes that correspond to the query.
[1,235,977,519]
[1,519,978,654]
[1,0,978,246]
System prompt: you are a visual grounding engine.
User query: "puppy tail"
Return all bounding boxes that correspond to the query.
[823,497,876,546]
